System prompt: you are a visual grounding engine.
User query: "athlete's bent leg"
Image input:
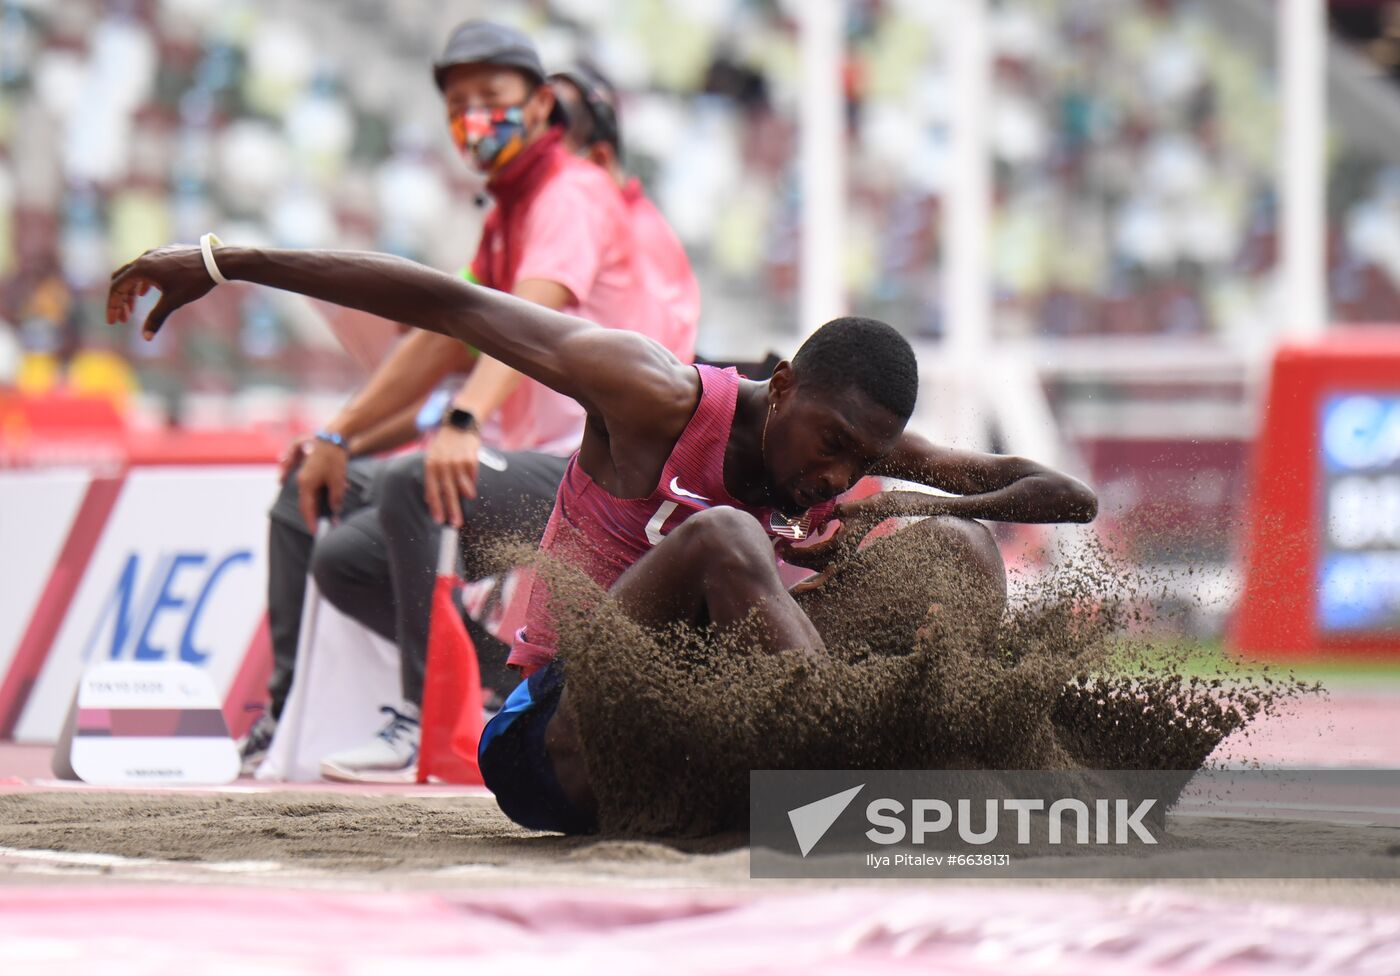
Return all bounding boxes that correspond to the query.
[543,506,824,822]
[794,514,1008,655]
[608,505,825,655]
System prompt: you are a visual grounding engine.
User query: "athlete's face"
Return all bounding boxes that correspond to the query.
[441,64,556,172]
[762,363,905,514]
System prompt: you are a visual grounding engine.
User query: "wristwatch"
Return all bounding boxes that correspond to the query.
[314,429,349,451]
[442,407,479,433]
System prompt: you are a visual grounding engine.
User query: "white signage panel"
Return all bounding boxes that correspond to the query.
[69,661,238,785]
[14,465,277,742]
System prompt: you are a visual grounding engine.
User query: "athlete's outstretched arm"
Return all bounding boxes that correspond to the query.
[106,245,694,427]
[778,431,1095,574]
[868,430,1097,524]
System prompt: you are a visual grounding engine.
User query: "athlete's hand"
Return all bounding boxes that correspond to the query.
[777,493,935,572]
[424,425,480,527]
[777,519,857,574]
[296,439,349,530]
[107,245,217,338]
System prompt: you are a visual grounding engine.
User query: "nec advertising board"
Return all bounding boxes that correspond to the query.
[1319,394,1400,634]
[12,466,276,743]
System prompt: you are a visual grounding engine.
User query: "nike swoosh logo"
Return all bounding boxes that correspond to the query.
[669,477,711,503]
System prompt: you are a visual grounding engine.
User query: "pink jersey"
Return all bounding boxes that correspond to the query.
[508,364,836,676]
[470,131,685,457]
[623,179,699,365]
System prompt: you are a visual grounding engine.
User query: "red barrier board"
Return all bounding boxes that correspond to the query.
[1,392,285,469]
[1232,328,1400,657]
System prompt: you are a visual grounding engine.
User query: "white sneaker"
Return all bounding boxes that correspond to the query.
[320,704,421,784]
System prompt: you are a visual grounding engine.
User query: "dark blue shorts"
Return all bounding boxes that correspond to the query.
[477,659,597,835]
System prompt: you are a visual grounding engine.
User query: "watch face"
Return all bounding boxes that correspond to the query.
[446,408,477,431]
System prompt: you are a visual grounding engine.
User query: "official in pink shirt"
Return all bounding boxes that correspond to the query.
[551,66,700,365]
[620,178,700,365]
[465,126,691,454]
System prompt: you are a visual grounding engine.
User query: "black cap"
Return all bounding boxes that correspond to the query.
[550,65,622,155]
[433,20,547,92]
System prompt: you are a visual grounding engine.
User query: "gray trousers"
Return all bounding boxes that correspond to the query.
[265,449,567,718]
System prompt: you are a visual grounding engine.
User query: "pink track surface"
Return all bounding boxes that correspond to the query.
[2,885,1400,975]
[1214,689,1400,766]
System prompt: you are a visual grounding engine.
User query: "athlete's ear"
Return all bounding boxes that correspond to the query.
[768,360,795,406]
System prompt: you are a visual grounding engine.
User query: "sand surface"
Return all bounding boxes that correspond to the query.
[0,792,748,886]
[4,791,1400,903]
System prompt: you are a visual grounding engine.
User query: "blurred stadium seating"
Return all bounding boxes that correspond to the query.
[5,0,1400,635]
[4,0,1399,393]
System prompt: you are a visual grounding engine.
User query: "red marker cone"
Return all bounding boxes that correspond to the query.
[416,526,485,785]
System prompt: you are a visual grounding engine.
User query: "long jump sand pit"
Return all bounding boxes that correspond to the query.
[0,791,747,886]
[5,790,1400,894]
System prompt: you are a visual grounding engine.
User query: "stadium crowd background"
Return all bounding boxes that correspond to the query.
[4,0,1400,633]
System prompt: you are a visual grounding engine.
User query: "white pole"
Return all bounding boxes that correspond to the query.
[798,0,846,334]
[1279,0,1327,340]
[941,0,992,448]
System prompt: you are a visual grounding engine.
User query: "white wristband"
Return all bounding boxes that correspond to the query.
[199,232,229,285]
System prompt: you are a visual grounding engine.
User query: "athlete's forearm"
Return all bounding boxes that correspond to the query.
[865,482,1096,524]
[872,430,1096,523]
[219,247,595,399]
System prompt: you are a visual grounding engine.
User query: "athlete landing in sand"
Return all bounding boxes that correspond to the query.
[108,245,1097,834]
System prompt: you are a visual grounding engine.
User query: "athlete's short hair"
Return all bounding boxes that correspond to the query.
[791,316,918,420]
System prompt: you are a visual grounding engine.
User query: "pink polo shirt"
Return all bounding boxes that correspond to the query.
[623,179,699,365]
[469,133,685,458]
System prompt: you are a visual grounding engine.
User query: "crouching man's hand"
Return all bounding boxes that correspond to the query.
[424,425,481,527]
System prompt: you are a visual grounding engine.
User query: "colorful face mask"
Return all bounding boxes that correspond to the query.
[450,105,527,172]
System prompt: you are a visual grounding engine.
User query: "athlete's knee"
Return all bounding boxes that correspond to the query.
[949,517,1006,590]
[675,506,774,576]
[905,515,1001,563]
[914,515,1008,609]
[675,506,767,548]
